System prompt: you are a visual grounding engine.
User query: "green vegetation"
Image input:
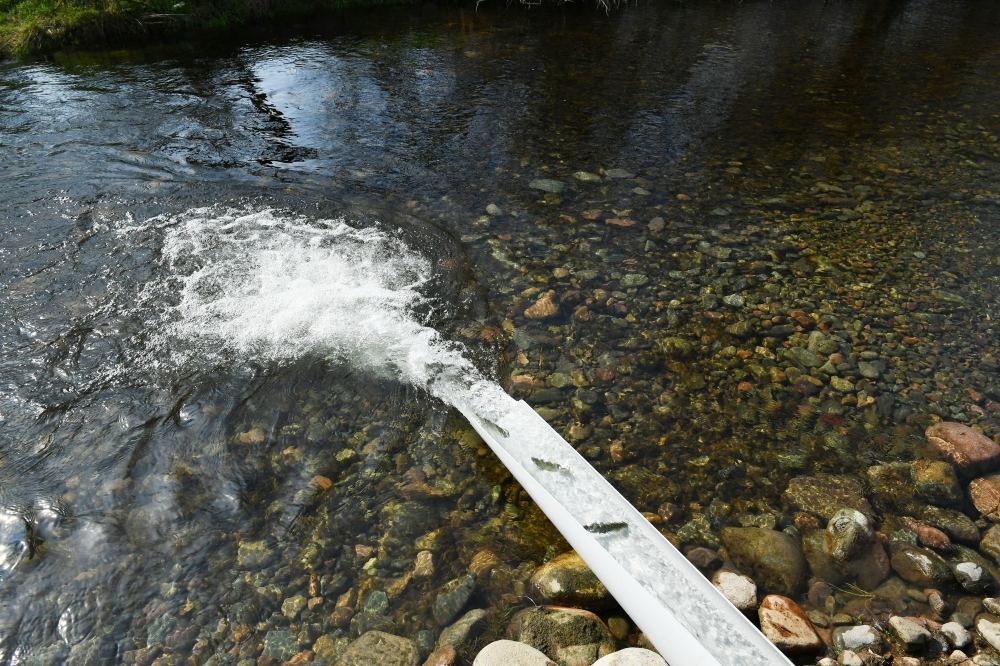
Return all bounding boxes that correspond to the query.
[0,0,410,57]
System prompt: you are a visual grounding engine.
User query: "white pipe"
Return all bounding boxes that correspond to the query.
[454,382,793,666]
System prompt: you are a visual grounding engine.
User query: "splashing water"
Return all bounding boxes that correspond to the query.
[131,206,484,399]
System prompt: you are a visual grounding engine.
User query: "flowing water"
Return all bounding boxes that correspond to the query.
[0,1,998,663]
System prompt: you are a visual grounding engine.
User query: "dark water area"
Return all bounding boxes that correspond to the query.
[0,1,998,663]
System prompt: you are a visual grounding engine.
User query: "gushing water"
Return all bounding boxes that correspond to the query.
[132,206,484,400]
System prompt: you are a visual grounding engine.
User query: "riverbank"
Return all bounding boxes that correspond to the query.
[0,0,411,57]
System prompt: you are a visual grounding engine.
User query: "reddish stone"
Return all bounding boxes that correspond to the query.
[422,645,457,666]
[901,517,952,550]
[927,422,1000,475]
[970,475,1000,521]
[758,595,822,653]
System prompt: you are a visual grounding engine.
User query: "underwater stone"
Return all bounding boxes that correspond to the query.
[530,551,610,607]
[432,575,475,625]
[783,474,873,521]
[529,179,566,194]
[927,422,1000,476]
[825,509,873,562]
[889,543,954,587]
[261,629,299,661]
[437,608,488,649]
[507,606,614,664]
[336,631,419,666]
[888,616,931,652]
[720,527,806,595]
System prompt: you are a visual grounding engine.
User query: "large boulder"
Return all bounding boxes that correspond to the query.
[530,552,610,607]
[720,528,806,595]
[927,422,1000,476]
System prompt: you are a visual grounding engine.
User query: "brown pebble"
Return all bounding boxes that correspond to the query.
[310,475,333,491]
[524,291,559,319]
[422,645,457,666]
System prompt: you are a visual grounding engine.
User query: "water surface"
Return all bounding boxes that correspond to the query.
[0,1,998,662]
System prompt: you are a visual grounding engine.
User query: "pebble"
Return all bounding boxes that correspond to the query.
[832,625,885,652]
[839,649,863,665]
[888,616,931,652]
[529,178,566,194]
[573,171,601,182]
[711,570,757,612]
[524,291,559,319]
[437,609,488,649]
[941,621,971,649]
[604,168,634,179]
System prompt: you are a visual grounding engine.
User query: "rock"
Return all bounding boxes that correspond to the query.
[971,475,1000,521]
[927,422,1000,476]
[889,543,954,587]
[590,648,666,665]
[902,517,952,550]
[433,576,476,626]
[912,460,963,506]
[711,570,757,612]
[826,509,874,561]
[525,291,559,320]
[438,609,488,649]
[888,616,931,652]
[336,631,419,666]
[507,606,614,666]
[530,552,610,607]
[720,528,807,595]
[473,641,555,666]
[757,595,822,653]
[469,549,500,578]
[282,594,307,620]
[236,539,273,568]
[485,203,502,216]
[830,376,854,393]
[604,168,634,179]
[422,645,457,666]
[414,550,434,578]
[982,525,1000,563]
[858,361,882,379]
[977,616,1000,652]
[783,475,873,521]
[621,274,649,288]
[839,651,863,666]
[529,179,565,194]
[950,548,998,594]
[831,625,885,653]
[916,505,980,544]
[867,462,915,509]
[573,172,601,182]
[941,622,971,649]
[783,347,822,369]
[262,629,299,661]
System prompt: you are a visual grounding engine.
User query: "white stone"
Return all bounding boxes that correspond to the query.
[889,616,931,650]
[711,570,757,612]
[591,648,667,666]
[941,622,971,649]
[977,616,1000,652]
[473,640,555,666]
[839,650,863,666]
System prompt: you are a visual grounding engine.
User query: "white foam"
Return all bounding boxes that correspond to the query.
[130,206,481,396]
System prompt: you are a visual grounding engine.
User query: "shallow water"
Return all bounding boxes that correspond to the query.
[0,1,998,662]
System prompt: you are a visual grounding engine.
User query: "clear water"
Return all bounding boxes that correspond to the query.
[0,1,998,662]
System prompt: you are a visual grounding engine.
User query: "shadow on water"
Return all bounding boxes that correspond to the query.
[0,0,997,662]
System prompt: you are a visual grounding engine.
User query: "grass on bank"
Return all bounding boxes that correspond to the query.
[0,0,405,57]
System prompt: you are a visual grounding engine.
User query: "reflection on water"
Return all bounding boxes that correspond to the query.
[0,0,998,662]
